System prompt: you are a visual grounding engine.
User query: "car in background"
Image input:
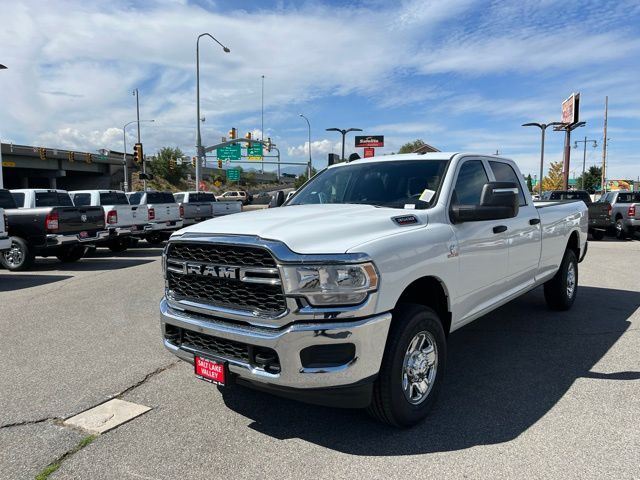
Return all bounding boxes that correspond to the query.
[0,205,10,253]
[598,190,640,239]
[70,190,150,252]
[174,192,241,222]
[215,190,250,205]
[126,191,183,245]
[1,189,107,271]
[540,190,611,240]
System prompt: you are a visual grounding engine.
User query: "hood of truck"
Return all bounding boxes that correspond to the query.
[174,204,427,254]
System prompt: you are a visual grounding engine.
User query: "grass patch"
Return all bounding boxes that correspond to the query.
[34,434,97,480]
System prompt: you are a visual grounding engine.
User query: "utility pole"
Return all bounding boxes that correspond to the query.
[574,137,597,190]
[601,96,608,193]
[261,75,265,174]
[555,121,585,190]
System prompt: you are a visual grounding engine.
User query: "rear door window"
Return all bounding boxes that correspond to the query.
[489,161,527,206]
[0,190,17,209]
[11,192,25,207]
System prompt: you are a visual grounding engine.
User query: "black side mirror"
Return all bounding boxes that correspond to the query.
[450,182,519,223]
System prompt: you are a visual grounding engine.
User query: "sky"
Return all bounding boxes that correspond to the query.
[1,0,639,180]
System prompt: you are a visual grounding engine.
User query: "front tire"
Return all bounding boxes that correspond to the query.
[543,249,578,311]
[615,218,630,240]
[591,229,605,241]
[0,237,35,271]
[367,304,446,427]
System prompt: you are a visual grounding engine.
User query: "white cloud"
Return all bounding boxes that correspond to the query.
[288,139,342,157]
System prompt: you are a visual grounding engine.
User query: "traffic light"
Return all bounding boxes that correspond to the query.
[191,157,196,168]
[133,143,143,164]
[218,159,223,169]
[266,137,272,152]
[68,151,75,163]
[228,128,237,140]
[169,158,176,170]
[245,132,252,148]
[39,147,46,160]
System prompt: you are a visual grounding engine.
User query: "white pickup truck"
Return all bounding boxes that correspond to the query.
[173,191,242,226]
[127,191,183,245]
[0,206,9,253]
[160,153,588,427]
[70,190,150,252]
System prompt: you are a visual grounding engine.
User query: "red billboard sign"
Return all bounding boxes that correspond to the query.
[363,147,375,158]
[355,135,384,148]
[561,93,580,125]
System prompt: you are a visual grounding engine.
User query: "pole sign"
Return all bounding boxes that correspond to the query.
[561,93,580,125]
[355,135,384,148]
[226,168,241,181]
[217,144,241,161]
[363,147,375,158]
[247,144,263,160]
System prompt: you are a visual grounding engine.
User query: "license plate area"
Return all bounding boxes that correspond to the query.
[194,355,227,386]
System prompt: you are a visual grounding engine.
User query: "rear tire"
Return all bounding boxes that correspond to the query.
[615,218,630,240]
[543,249,578,311]
[56,245,87,263]
[591,229,604,241]
[108,238,129,253]
[0,237,35,272]
[367,304,446,427]
[145,233,164,246]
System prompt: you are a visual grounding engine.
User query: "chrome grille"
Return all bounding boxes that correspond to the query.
[166,242,286,316]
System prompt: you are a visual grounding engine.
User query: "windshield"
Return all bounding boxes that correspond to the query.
[288,160,448,209]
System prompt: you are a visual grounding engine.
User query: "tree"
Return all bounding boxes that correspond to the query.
[526,174,533,192]
[149,147,188,185]
[542,161,564,191]
[579,165,602,193]
[398,139,426,154]
[294,167,318,189]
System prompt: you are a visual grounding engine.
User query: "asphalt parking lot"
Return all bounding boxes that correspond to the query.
[1,239,639,480]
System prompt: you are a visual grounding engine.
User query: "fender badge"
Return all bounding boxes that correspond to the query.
[392,215,418,226]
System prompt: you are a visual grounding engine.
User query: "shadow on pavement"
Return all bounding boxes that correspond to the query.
[0,274,73,291]
[220,285,640,455]
[24,258,155,272]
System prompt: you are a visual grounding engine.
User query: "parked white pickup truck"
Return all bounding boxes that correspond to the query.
[173,191,242,225]
[70,190,150,252]
[127,191,183,245]
[160,153,588,427]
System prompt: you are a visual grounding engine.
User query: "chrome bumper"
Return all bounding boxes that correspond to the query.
[46,230,110,245]
[160,297,392,389]
[146,220,184,232]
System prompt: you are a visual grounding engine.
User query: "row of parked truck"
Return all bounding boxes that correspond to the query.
[0,188,243,271]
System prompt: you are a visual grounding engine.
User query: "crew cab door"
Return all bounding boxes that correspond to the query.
[488,160,541,290]
[449,158,509,323]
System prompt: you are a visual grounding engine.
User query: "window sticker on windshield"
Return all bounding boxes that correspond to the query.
[419,189,436,202]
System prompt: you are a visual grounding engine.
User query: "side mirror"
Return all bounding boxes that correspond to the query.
[450,182,519,223]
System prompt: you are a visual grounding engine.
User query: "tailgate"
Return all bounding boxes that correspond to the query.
[588,203,610,222]
[185,203,212,219]
[150,203,180,223]
[56,206,105,233]
[109,205,147,228]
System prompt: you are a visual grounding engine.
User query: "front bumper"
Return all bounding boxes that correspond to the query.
[160,297,391,391]
[46,230,110,246]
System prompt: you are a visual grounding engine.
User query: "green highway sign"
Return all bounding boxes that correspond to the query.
[247,144,263,160]
[226,168,241,181]
[217,144,241,161]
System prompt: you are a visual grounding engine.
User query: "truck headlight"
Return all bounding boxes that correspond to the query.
[281,262,378,306]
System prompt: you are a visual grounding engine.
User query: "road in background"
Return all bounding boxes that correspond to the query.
[0,240,638,479]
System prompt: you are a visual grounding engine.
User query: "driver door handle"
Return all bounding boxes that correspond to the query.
[529,218,540,225]
[493,225,508,234]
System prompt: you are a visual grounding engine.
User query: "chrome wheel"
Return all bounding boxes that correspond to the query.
[402,331,438,405]
[566,261,576,299]
[3,242,24,268]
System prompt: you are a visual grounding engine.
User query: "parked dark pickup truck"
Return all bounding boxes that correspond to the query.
[541,190,611,240]
[0,189,108,271]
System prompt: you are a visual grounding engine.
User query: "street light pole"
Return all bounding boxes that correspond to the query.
[0,64,7,189]
[574,137,597,190]
[196,33,230,192]
[299,114,312,179]
[326,127,363,162]
[123,119,154,192]
[522,122,562,195]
